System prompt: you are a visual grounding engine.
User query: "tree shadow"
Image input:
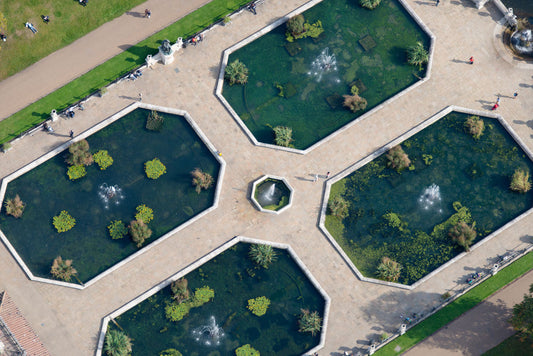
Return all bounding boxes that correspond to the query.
[450,0,476,9]
[513,119,533,130]
[209,64,221,80]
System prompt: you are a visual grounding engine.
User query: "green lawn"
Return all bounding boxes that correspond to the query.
[0,0,251,144]
[483,333,533,355]
[0,0,144,80]
[376,251,533,355]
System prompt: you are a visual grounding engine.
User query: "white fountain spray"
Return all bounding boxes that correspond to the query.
[418,183,442,213]
[97,183,125,209]
[191,315,225,346]
[308,47,338,82]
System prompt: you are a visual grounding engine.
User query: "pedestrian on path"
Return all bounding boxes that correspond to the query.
[69,130,74,138]
[138,93,142,102]
[314,174,318,182]
[145,9,151,18]
[513,92,518,99]
[469,56,474,65]
[436,0,440,6]
[491,103,499,111]
[326,171,330,179]
[496,96,500,104]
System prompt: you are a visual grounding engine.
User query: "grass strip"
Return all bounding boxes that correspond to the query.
[483,333,533,356]
[376,251,533,355]
[0,0,250,144]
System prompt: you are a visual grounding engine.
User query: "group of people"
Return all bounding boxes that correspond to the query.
[189,34,204,46]
[128,69,143,81]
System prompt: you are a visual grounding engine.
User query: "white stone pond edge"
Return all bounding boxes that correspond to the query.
[95,235,331,356]
[215,0,436,155]
[318,105,533,290]
[0,102,226,290]
[251,174,294,214]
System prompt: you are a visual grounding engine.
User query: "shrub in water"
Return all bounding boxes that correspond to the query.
[328,196,349,219]
[145,158,167,179]
[407,42,429,70]
[192,286,215,307]
[171,278,190,303]
[235,344,260,356]
[343,94,367,113]
[165,302,192,322]
[386,145,411,172]
[377,257,402,282]
[135,204,154,223]
[510,168,531,193]
[448,221,477,251]
[50,256,77,282]
[298,309,322,336]
[286,14,324,42]
[53,210,76,232]
[191,168,214,193]
[273,126,293,147]
[464,116,485,139]
[146,110,164,131]
[360,0,382,10]
[249,244,277,269]
[108,220,128,239]
[66,139,93,166]
[160,349,182,356]
[104,329,132,356]
[4,194,25,218]
[225,59,249,85]
[93,150,114,170]
[247,296,271,316]
[129,219,152,247]
[67,164,86,180]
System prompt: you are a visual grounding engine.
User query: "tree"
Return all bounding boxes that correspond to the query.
[66,139,93,166]
[510,168,532,194]
[298,309,322,336]
[104,329,132,356]
[225,59,249,85]
[171,278,190,303]
[386,145,411,172]
[129,219,152,247]
[287,15,305,36]
[343,94,367,113]
[191,168,214,193]
[50,256,77,282]
[448,221,476,251]
[407,42,429,70]
[273,126,293,147]
[377,257,402,282]
[464,115,485,139]
[249,244,277,269]
[4,194,25,218]
[511,284,533,341]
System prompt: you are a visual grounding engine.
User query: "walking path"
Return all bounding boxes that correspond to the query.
[0,0,211,120]
[404,268,533,356]
[0,0,532,355]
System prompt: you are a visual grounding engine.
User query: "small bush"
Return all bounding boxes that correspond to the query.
[235,344,260,356]
[464,116,485,139]
[1,142,11,152]
[50,256,77,282]
[448,221,477,251]
[135,204,154,223]
[360,0,382,10]
[53,210,76,233]
[145,158,167,179]
[286,14,324,42]
[129,219,152,247]
[286,14,305,37]
[510,168,531,193]
[93,150,114,170]
[191,168,214,193]
[160,349,182,356]
[171,278,190,303]
[386,145,411,172]
[248,296,271,316]
[273,126,293,147]
[298,309,322,336]
[249,244,277,269]
[328,196,349,219]
[377,257,402,282]
[67,165,87,180]
[146,110,165,131]
[66,139,93,166]
[108,220,128,239]
[343,94,367,112]
[104,329,132,356]
[407,42,429,70]
[4,194,25,218]
[165,302,192,322]
[192,286,215,307]
[225,59,249,85]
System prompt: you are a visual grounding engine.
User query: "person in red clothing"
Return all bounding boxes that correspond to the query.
[469,56,474,64]
[491,103,499,110]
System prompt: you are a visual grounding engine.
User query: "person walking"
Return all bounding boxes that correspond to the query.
[326,171,330,179]
[314,174,318,182]
[145,9,151,18]
[138,93,143,102]
[69,130,74,138]
[491,103,499,111]
[469,56,474,65]
[496,96,501,104]
[436,0,440,6]
[513,92,518,99]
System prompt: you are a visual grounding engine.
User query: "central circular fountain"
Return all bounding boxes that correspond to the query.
[251,175,294,214]
[510,28,533,57]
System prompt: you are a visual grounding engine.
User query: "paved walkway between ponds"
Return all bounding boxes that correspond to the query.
[0,0,211,120]
[0,0,533,355]
[404,268,533,356]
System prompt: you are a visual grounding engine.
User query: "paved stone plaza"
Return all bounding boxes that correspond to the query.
[0,0,532,355]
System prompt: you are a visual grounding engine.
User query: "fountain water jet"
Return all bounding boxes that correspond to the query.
[191,315,225,346]
[308,47,338,82]
[97,183,125,209]
[418,183,442,213]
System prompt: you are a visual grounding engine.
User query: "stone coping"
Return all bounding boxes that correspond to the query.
[0,103,226,290]
[95,235,331,356]
[250,175,294,214]
[318,105,533,290]
[215,0,435,154]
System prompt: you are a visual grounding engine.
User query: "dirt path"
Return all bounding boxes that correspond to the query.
[0,0,211,120]
[403,269,533,356]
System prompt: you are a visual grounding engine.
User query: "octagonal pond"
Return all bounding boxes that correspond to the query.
[324,111,533,285]
[103,241,327,355]
[0,107,221,284]
[221,0,430,150]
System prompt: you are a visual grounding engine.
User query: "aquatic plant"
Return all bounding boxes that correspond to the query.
[448,221,477,251]
[129,219,152,247]
[510,168,531,193]
[4,194,25,218]
[286,14,324,42]
[386,145,411,172]
[160,349,182,356]
[66,139,93,166]
[377,257,402,282]
[360,0,382,10]
[225,59,249,85]
[171,278,190,303]
[407,42,428,70]
[145,158,167,179]
[191,168,214,193]
[328,196,349,219]
[342,94,367,112]
[94,150,114,170]
[464,116,485,139]
[165,286,214,322]
[298,309,322,336]
[235,344,260,356]
[146,110,164,131]
[247,296,271,316]
[104,329,132,356]
[53,210,76,232]
[273,126,293,147]
[108,220,128,240]
[67,164,86,180]
[50,256,77,282]
[286,14,305,37]
[191,286,214,307]
[249,244,277,269]
[135,204,154,223]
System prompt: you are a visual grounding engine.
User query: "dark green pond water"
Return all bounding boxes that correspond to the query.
[0,109,219,283]
[223,0,429,149]
[326,112,533,284]
[110,242,324,355]
[503,0,533,22]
